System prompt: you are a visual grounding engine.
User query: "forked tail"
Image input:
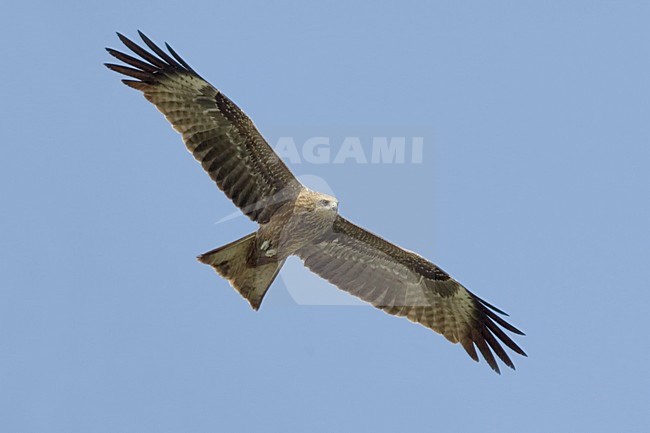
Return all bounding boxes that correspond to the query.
[197,233,284,310]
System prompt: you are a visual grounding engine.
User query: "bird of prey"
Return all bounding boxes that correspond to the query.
[105,31,526,373]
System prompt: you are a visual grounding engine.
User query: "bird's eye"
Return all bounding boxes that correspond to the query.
[318,199,330,207]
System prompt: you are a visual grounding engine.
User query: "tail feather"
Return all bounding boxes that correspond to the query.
[198,233,284,310]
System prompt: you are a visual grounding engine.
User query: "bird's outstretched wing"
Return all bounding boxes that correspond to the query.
[105,31,302,223]
[297,216,526,373]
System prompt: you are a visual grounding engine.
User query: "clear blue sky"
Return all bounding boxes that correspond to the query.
[1,1,649,432]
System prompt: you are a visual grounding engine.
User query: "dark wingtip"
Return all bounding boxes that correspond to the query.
[104,62,123,73]
[116,31,130,45]
[136,30,146,43]
[475,295,509,316]
[165,41,198,75]
[506,324,525,336]
[461,339,479,363]
[136,30,184,70]
[453,291,526,373]
[473,331,501,374]
[137,30,154,48]
[121,79,149,90]
[104,63,153,81]
[481,327,515,370]
[490,364,502,375]
[480,302,526,336]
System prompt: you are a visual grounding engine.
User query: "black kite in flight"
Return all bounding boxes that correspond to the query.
[106,32,526,373]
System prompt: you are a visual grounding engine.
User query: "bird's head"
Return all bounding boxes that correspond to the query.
[315,194,339,213]
[296,190,339,220]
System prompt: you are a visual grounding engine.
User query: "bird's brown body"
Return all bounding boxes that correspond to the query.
[252,190,339,266]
